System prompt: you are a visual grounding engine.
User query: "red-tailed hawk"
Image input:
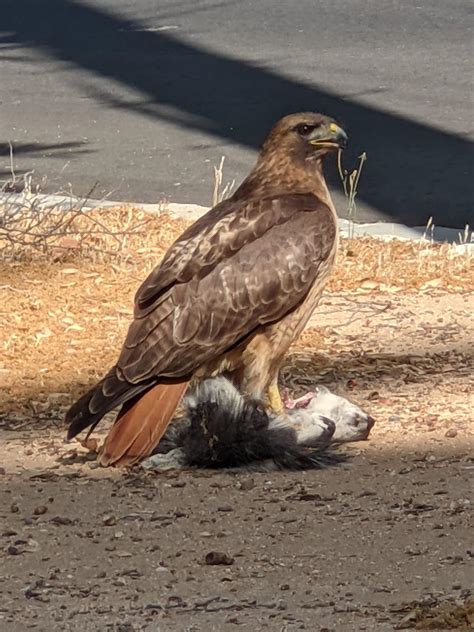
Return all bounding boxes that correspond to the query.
[66,112,348,467]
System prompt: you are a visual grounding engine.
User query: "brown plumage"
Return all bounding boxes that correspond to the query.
[66,112,348,466]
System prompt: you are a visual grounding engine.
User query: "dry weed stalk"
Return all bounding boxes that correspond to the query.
[212,156,235,206]
[337,150,367,238]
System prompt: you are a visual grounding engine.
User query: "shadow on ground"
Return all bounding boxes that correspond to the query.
[2,0,473,226]
[0,425,471,631]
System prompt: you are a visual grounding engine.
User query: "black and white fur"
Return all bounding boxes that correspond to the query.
[142,378,374,472]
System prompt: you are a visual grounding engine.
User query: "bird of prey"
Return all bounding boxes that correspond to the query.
[66,112,348,467]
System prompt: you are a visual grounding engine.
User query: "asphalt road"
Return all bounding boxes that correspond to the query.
[1,0,473,227]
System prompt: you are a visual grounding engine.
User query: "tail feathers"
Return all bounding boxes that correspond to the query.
[66,368,154,440]
[98,381,189,467]
[162,377,345,470]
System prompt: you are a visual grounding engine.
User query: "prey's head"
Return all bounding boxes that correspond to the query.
[263,112,348,161]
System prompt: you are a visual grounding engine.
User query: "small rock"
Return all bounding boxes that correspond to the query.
[155,565,171,574]
[79,437,99,452]
[6,545,21,555]
[26,538,40,551]
[170,480,186,488]
[204,551,234,566]
[174,511,186,518]
[102,515,117,526]
[239,479,255,491]
[10,503,19,513]
[51,516,73,526]
[445,428,458,438]
[217,504,233,513]
[33,506,48,516]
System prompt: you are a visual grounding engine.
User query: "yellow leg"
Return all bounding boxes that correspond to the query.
[266,381,285,415]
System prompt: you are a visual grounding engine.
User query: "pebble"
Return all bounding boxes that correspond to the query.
[445,428,458,438]
[239,479,255,491]
[51,516,73,526]
[204,551,234,566]
[170,480,186,488]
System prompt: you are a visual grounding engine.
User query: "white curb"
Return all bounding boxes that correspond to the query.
[1,191,471,248]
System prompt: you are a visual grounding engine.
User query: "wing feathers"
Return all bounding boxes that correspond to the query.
[66,369,154,440]
[134,193,328,313]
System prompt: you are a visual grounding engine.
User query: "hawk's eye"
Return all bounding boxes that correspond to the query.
[296,123,317,136]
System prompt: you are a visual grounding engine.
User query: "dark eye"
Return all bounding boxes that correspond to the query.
[296,123,317,136]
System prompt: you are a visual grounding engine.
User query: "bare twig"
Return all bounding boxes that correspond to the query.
[337,150,367,238]
[212,156,235,206]
[0,189,155,262]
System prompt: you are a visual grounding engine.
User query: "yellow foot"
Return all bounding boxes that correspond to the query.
[266,382,286,416]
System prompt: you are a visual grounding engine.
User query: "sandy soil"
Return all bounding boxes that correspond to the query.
[1,287,472,632]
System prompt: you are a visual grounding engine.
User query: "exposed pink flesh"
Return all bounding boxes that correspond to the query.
[283,391,316,410]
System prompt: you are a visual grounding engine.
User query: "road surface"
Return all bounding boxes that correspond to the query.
[1,0,473,227]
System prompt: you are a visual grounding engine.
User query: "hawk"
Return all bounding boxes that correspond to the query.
[66,112,348,466]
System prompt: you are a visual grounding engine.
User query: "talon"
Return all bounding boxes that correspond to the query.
[267,383,286,415]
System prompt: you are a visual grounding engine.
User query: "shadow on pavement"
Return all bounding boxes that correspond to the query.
[2,0,473,227]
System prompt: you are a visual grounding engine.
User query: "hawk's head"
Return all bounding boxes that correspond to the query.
[263,112,348,161]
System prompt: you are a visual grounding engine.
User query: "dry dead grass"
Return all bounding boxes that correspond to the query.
[1,208,472,632]
[0,206,472,423]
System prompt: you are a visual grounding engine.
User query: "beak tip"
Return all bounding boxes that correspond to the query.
[329,122,348,148]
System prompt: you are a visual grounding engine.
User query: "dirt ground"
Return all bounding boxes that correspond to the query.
[0,211,473,631]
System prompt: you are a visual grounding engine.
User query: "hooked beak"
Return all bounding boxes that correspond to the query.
[309,122,348,150]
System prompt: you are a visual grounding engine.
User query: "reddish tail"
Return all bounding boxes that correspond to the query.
[98,381,189,467]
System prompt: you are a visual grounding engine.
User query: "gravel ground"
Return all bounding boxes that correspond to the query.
[1,291,472,631]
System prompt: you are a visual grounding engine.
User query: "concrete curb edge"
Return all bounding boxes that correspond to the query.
[1,191,472,248]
